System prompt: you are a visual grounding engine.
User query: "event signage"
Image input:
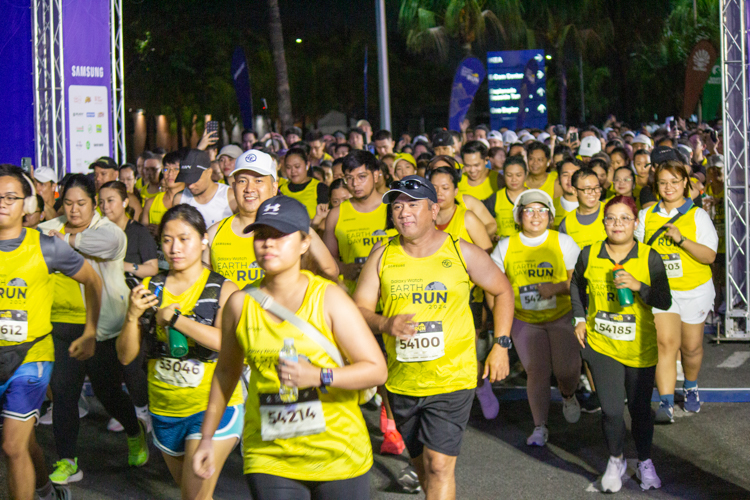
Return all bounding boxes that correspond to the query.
[231,47,254,131]
[487,50,547,131]
[682,40,718,119]
[448,57,486,132]
[63,0,113,173]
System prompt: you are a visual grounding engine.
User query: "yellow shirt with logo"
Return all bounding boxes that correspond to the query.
[279,178,321,219]
[148,192,169,226]
[379,235,475,397]
[139,183,160,204]
[145,269,243,417]
[236,272,372,480]
[642,204,712,291]
[210,215,264,288]
[457,171,499,201]
[526,171,558,199]
[584,241,658,368]
[494,188,521,238]
[503,231,571,323]
[553,196,577,228]
[50,226,87,325]
[562,202,606,250]
[0,230,55,363]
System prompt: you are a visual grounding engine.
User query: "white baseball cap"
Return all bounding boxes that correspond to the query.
[537,132,551,143]
[34,167,57,184]
[512,189,555,224]
[622,131,635,138]
[476,138,490,149]
[218,144,243,159]
[488,130,503,140]
[502,130,518,145]
[632,134,652,146]
[578,136,602,157]
[231,150,277,180]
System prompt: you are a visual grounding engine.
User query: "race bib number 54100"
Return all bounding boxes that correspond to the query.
[396,321,445,362]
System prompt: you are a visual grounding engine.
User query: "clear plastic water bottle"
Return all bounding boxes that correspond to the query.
[279,338,298,403]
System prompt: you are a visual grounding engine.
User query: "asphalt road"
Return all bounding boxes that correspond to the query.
[2,336,750,499]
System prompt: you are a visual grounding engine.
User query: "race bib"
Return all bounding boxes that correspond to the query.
[662,253,683,279]
[0,310,28,342]
[396,321,445,362]
[519,284,557,311]
[260,388,326,441]
[594,312,636,342]
[154,358,204,388]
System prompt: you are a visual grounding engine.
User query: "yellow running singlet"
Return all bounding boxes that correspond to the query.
[210,215,264,288]
[279,179,321,219]
[148,192,169,226]
[457,171,499,201]
[562,202,606,250]
[494,188,520,238]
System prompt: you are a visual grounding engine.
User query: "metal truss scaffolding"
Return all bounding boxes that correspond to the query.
[721,0,750,338]
[110,0,126,164]
[33,0,65,179]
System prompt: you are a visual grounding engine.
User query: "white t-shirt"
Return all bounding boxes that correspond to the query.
[559,196,579,212]
[491,230,581,271]
[181,183,234,228]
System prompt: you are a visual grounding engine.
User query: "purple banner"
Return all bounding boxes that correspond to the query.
[448,57,486,131]
[63,0,112,173]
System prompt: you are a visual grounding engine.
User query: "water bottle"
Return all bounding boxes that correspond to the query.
[279,338,298,403]
[612,264,634,306]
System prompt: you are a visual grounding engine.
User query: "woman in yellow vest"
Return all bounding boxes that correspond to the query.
[491,189,582,446]
[278,147,328,219]
[559,168,607,250]
[484,155,528,242]
[525,141,558,199]
[572,195,671,492]
[117,204,244,498]
[193,196,386,499]
[635,154,718,423]
[141,151,184,239]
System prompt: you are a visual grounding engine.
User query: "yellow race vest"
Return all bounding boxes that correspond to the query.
[642,202,712,291]
[139,182,160,203]
[210,215,264,288]
[457,171,499,201]
[562,202,606,250]
[526,171,558,199]
[379,235,476,396]
[584,241,658,368]
[279,178,321,219]
[148,192,169,225]
[145,269,243,417]
[553,196,577,228]
[504,231,571,323]
[0,230,55,363]
[237,271,372,480]
[440,204,472,243]
[494,188,521,238]
[50,227,87,324]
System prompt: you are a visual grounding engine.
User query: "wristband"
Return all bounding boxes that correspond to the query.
[320,368,333,393]
[169,309,182,329]
[676,237,686,247]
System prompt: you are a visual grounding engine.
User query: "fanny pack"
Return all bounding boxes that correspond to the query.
[245,286,377,405]
[0,335,46,385]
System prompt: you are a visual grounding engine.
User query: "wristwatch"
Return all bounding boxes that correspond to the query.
[320,368,333,393]
[169,309,182,329]
[133,263,139,272]
[495,335,512,349]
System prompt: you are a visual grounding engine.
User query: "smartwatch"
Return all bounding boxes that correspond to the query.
[133,263,139,272]
[495,335,512,349]
[169,309,182,329]
[320,368,333,393]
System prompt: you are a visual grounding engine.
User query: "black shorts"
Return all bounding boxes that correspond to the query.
[246,472,370,500]
[388,388,475,458]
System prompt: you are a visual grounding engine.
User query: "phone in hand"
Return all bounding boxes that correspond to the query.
[206,121,219,136]
[568,132,578,143]
[21,157,31,174]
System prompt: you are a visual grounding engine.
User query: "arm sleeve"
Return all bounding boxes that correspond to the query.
[638,248,672,310]
[482,193,497,218]
[634,208,648,242]
[489,237,510,271]
[39,234,85,277]
[570,246,590,318]
[558,232,581,269]
[558,217,568,235]
[316,182,329,205]
[693,208,719,251]
[74,221,126,260]
[136,225,159,262]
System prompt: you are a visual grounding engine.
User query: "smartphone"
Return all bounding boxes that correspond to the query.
[125,274,140,290]
[21,157,31,174]
[569,132,578,143]
[206,120,219,135]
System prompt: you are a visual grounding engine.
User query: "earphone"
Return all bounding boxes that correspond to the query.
[21,173,38,215]
[122,201,128,208]
[201,238,209,245]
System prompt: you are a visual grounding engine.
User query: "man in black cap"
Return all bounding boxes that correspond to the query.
[432,130,457,158]
[90,156,142,220]
[354,175,515,499]
[173,149,237,227]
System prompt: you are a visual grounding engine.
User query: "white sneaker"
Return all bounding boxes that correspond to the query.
[562,394,581,423]
[601,455,627,493]
[135,405,152,434]
[676,360,685,382]
[526,425,548,446]
[636,459,662,490]
[39,404,53,425]
[107,418,124,432]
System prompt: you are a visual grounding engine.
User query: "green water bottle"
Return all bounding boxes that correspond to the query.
[613,264,634,306]
[168,310,188,357]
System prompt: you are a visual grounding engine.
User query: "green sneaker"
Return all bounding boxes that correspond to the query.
[49,458,83,485]
[127,421,149,467]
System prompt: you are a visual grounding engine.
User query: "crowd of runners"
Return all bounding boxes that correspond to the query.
[0,117,726,499]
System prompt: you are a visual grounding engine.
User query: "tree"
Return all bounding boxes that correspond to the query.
[268,0,294,131]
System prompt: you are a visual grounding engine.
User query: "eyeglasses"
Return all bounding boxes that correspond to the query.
[343,173,371,185]
[603,216,636,226]
[614,177,633,183]
[0,195,24,205]
[574,186,602,195]
[657,179,684,188]
[391,179,428,190]
[163,167,180,174]
[522,207,550,216]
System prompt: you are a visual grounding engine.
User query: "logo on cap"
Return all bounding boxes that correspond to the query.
[246,154,257,163]
[264,203,281,214]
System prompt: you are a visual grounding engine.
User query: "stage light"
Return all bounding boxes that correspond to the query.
[296,38,302,44]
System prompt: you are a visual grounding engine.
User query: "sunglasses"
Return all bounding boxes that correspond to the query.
[391,179,428,190]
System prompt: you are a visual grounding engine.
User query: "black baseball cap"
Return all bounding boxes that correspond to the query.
[432,130,454,148]
[243,196,310,235]
[176,149,210,185]
[89,156,118,170]
[651,146,684,165]
[382,175,438,204]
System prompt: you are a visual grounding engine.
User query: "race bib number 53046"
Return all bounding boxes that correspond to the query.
[154,358,204,388]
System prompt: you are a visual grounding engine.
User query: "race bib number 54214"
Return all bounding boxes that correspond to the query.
[260,388,326,441]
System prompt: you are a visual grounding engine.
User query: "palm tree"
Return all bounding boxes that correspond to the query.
[268,0,293,130]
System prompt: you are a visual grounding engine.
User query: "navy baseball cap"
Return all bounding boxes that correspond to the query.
[651,146,683,165]
[382,175,438,204]
[243,196,310,235]
[176,149,210,185]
